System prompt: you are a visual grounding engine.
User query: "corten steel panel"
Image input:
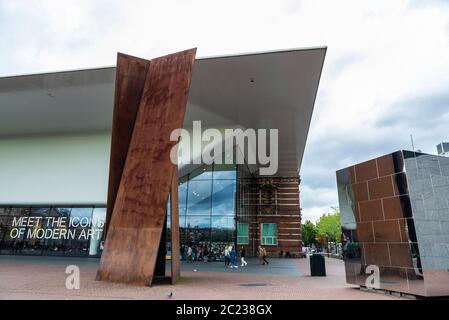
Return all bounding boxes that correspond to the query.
[104,53,150,238]
[97,48,196,286]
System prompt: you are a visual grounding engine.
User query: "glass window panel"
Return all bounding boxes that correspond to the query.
[262,223,276,236]
[211,215,235,243]
[167,185,187,215]
[237,223,248,236]
[185,215,211,260]
[261,223,277,246]
[213,165,237,180]
[0,207,10,216]
[189,165,213,181]
[19,207,50,255]
[179,214,188,251]
[186,215,211,229]
[70,207,93,222]
[49,207,71,218]
[89,207,106,256]
[1,207,29,254]
[237,223,249,245]
[0,207,13,254]
[30,207,50,217]
[179,182,188,215]
[10,207,30,216]
[41,207,72,256]
[212,179,236,215]
[210,215,235,261]
[187,180,212,215]
[65,207,93,256]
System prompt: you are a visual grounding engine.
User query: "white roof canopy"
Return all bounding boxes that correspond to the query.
[0,47,326,177]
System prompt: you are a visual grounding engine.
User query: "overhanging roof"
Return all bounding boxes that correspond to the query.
[0,47,326,177]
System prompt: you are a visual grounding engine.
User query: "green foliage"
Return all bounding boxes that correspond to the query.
[301,220,317,246]
[315,207,342,243]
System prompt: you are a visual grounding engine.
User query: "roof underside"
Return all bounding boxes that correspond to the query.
[0,47,326,177]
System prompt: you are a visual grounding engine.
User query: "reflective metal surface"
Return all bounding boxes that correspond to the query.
[337,150,449,297]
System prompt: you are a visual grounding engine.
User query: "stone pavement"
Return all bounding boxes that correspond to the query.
[0,255,402,300]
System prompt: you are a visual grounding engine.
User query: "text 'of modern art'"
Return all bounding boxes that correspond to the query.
[96,48,197,286]
[337,150,449,297]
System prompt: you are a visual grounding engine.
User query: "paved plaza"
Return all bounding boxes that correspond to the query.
[0,255,402,300]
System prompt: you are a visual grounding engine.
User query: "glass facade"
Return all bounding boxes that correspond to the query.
[0,206,105,257]
[0,161,298,260]
[167,164,237,262]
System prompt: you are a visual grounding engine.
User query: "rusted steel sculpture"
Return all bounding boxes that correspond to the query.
[103,53,150,239]
[97,49,196,286]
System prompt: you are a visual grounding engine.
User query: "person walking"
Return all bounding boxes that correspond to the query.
[230,246,238,268]
[240,246,247,267]
[187,245,193,263]
[262,247,269,265]
[224,245,230,267]
[258,245,264,265]
[203,245,208,263]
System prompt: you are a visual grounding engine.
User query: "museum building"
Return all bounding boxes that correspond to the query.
[0,47,326,259]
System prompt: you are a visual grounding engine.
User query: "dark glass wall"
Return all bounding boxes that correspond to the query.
[0,164,256,261]
[0,206,106,257]
[167,164,237,262]
[0,166,238,261]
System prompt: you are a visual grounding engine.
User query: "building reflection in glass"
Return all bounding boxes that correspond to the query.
[337,150,449,297]
[0,205,105,257]
[167,164,237,262]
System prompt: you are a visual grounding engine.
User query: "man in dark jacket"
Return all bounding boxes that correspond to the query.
[240,246,247,267]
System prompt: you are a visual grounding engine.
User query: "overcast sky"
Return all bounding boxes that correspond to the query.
[1,0,449,222]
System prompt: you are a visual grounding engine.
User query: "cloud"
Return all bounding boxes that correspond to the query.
[375,92,449,132]
[299,0,449,221]
[1,0,449,222]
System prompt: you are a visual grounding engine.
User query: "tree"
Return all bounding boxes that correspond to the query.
[316,208,342,243]
[301,220,317,246]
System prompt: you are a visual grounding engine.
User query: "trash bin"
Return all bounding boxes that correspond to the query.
[310,253,326,276]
